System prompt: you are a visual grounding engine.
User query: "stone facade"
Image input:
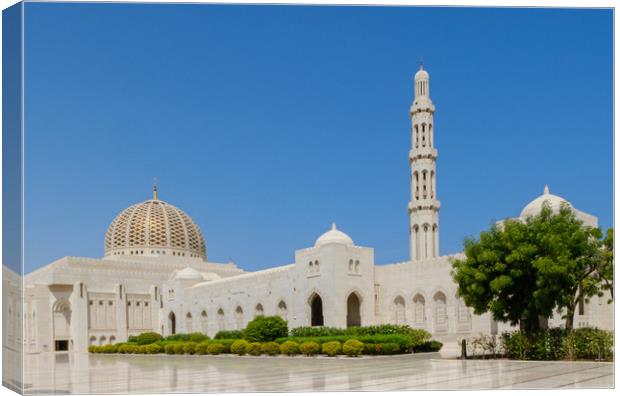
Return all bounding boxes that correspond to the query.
[17,66,613,353]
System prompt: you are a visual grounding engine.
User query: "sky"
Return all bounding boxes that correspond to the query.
[23,4,613,273]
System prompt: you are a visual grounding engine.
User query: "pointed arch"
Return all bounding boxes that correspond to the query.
[346,292,362,327]
[308,292,324,326]
[277,300,288,321]
[433,291,448,333]
[200,310,208,333]
[168,311,176,335]
[393,295,406,324]
[413,293,426,326]
[217,308,225,331]
[255,303,264,317]
[235,306,244,330]
[185,312,193,333]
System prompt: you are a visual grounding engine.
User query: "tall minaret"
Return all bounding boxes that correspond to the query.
[408,63,440,261]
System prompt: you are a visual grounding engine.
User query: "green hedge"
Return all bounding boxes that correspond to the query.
[501,327,613,361]
[289,324,414,338]
[413,340,443,353]
[278,334,413,353]
[214,330,244,340]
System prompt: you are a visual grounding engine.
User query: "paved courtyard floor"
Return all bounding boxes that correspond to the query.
[21,352,613,393]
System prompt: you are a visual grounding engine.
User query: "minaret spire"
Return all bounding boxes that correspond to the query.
[153,177,158,200]
[408,64,440,261]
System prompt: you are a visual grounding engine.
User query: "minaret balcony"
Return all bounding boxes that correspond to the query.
[408,199,441,213]
[409,148,438,162]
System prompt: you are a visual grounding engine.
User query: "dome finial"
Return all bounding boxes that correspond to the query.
[419,54,424,70]
[331,222,337,230]
[153,177,158,200]
[544,184,549,195]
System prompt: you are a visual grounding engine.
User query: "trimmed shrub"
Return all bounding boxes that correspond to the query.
[299,341,320,356]
[231,340,250,355]
[381,343,400,355]
[195,341,210,355]
[414,340,443,353]
[262,341,281,356]
[101,344,118,354]
[130,332,163,345]
[280,341,300,356]
[118,344,134,354]
[214,330,244,340]
[247,342,263,356]
[321,341,342,357]
[165,344,177,354]
[244,316,288,342]
[144,344,162,354]
[212,339,237,353]
[173,343,186,355]
[183,342,197,355]
[88,345,99,353]
[342,339,364,357]
[207,342,225,355]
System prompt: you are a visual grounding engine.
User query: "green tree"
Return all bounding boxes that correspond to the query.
[452,203,610,332]
[243,315,288,342]
[596,228,614,301]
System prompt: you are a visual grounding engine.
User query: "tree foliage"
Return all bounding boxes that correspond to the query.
[452,202,612,332]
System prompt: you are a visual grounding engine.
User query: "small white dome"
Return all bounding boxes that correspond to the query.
[415,64,429,80]
[520,185,573,218]
[173,267,204,281]
[315,223,354,247]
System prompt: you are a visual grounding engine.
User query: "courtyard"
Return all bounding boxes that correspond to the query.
[21,351,613,393]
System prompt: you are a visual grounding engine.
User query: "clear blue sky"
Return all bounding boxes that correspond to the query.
[24,4,613,273]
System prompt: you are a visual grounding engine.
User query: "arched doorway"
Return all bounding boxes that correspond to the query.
[346,293,361,327]
[168,312,176,335]
[53,299,71,351]
[309,294,324,326]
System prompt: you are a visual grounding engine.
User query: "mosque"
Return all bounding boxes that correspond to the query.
[11,66,612,354]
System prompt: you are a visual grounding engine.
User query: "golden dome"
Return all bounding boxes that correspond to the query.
[104,188,206,259]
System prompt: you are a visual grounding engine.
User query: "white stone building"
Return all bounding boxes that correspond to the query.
[15,65,612,353]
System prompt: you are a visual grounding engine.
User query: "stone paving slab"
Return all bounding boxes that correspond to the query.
[21,352,613,393]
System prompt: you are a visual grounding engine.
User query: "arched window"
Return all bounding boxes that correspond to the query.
[393,296,406,324]
[99,336,106,346]
[309,294,323,326]
[200,310,208,333]
[421,123,426,147]
[217,308,225,331]
[413,225,420,260]
[430,171,434,199]
[109,335,116,344]
[314,260,320,272]
[89,336,97,346]
[348,259,354,272]
[423,224,430,259]
[186,312,193,333]
[255,304,264,317]
[277,301,288,320]
[346,293,361,327]
[413,294,426,325]
[429,124,433,147]
[414,172,420,200]
[235,306,244,330]
[354,260,360,273]
[433,292,448,332]
[432,224,438,257]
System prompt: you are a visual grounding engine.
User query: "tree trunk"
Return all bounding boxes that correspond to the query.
[519,315,540,335]
[565,305,575,331]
